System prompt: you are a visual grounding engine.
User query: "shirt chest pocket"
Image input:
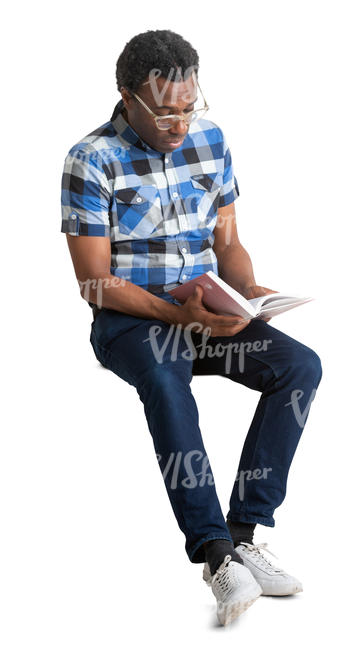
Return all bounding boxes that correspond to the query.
[114,185,162,238]
[187,173,222,223]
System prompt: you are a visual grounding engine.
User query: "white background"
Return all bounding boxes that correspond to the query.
[1,0,362,647]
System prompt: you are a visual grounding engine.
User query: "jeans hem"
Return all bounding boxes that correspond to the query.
[226,512,275,527]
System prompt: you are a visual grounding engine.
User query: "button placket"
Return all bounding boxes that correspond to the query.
[164,157,189,232]
[178,243,194,282]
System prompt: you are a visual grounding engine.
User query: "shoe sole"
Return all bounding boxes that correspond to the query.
[217,584,263,626]
[261,585,303,596]
[204,569,303,597]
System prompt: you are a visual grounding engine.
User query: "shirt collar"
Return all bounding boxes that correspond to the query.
[110,98,162,155]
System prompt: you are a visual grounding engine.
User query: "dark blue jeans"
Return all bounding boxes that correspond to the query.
[89,294,322,564]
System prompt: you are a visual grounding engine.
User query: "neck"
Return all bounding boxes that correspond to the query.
[121,106,128,123]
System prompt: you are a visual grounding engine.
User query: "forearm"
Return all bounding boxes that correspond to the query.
[78,272,180,325]
[217,243,256,297]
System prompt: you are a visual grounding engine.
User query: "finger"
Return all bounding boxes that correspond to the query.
[185,285,202,303]
[211,315,249,327]
[194,310,244,326]
[193,284,204,298]
[211,311,249,323]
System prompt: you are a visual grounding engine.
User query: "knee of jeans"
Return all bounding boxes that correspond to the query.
[311,349,322,383]
[139,358,192,392]
[288,345,323,385]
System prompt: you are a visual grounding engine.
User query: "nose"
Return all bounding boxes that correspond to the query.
[169,118,188,137]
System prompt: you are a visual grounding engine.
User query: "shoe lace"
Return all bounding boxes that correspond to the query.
[239,542,284,573]
[210,554,233,591]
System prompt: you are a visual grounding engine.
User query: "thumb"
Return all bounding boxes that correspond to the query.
[192,284,203,300]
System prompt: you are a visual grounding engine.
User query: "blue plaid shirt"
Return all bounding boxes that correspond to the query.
[61,98,239,304]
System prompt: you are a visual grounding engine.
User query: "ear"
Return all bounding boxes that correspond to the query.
[120,86,133,109]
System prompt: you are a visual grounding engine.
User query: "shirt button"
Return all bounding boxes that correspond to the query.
[181,247,187,253]
[172,191,178,198]
[70,213,77,220]
[182,274,187,280]
[136,197,142,203]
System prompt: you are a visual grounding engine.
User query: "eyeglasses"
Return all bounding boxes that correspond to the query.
[128,78,209,131]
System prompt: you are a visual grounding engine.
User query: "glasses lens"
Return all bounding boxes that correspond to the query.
[190,108,207,122]
[155,117,176,130]
[184,112,196,124]
[155,107,208,130]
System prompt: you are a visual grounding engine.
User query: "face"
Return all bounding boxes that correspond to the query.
[121,74,198,154]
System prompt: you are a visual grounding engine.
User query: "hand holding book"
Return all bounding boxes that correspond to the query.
[168,271,313,321]
[241,285,280,323]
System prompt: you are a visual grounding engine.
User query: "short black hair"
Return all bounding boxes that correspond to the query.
[115,30,199,94]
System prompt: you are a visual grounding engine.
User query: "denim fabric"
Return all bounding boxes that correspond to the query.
[90,302,322,564]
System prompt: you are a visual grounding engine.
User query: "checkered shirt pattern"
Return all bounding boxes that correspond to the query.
[61,98,239,298]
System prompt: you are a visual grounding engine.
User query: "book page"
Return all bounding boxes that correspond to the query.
[259,297,314,317]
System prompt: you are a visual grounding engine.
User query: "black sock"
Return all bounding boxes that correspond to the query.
[226,520,256,547]
[203,539,245,576]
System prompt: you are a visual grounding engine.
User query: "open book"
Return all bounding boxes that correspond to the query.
[168,271,313,320]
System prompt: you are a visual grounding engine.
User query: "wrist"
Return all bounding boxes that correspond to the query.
[150,296,182,326]
[237,280,257,297]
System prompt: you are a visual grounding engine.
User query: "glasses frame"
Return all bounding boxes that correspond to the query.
[128,77,209,130]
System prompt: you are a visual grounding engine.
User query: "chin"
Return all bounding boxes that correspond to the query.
[156,145,172,153]
[159,139,185,153]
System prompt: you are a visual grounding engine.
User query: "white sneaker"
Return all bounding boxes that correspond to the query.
[204,543,303,596]
[204,554,262,626]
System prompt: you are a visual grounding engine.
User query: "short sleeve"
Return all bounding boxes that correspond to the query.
[61,148,111,236]
[217,128,240,208]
